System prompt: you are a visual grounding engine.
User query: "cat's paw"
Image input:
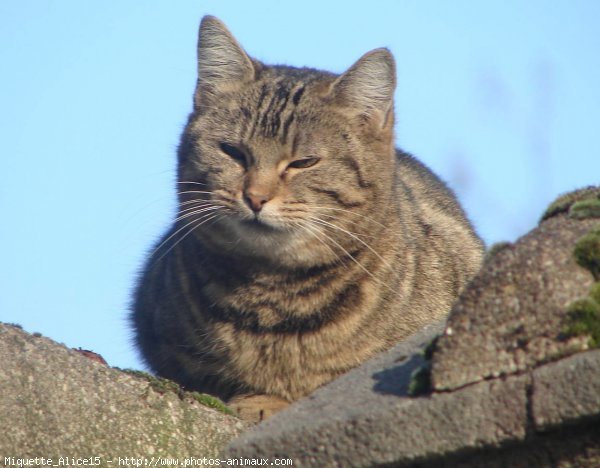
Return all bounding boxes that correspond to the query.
[228,394,290,423]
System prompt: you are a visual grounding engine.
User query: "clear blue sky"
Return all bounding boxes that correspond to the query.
[1,1,599,371]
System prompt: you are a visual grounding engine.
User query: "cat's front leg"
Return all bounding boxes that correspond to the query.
[228,394,290,423]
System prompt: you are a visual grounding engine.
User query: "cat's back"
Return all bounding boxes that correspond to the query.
[395,150,470,223]
[393,149,483,292]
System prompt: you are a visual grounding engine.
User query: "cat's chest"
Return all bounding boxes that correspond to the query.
[199,267,361,330]
[213,319,373,398]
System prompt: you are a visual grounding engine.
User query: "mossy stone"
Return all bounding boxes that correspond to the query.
[564,296,600,348]
[120,369,234,415]
[541,186,600,222]
[573,226,600,280]
[408,365,432,396]
[423,335,440,361]
[122,369,182,394]
[569,199,600,220]
[590,282,600,304]
[565,225,600,348]
[191,392,235,416]
[407,335,439,396]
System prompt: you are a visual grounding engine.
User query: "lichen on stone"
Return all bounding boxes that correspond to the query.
[541,186,600,222]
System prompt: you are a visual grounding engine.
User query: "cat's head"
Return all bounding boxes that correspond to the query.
[177,16,397,267]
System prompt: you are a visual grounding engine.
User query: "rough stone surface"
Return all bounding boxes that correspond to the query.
[0,323,247,457]
[541,185,600,221]
[421,421,600,468]
[532,349,600,430]
[226,322,533,466]
[225,345,600,467]
[430,215,599,391]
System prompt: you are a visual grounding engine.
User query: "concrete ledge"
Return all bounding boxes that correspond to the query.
[532,350,600,430]
[0,323,246,457]
[225,340,600,467]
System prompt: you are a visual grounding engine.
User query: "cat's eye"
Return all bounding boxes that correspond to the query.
[287,157,321,170]
[219,142,247,166]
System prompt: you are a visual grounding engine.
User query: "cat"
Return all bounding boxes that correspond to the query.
[131,15,484,422]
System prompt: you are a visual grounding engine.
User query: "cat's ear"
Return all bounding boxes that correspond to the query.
[330,48,396,126]
[194,16,255,106]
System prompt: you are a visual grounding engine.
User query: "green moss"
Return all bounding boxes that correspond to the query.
[121,368,235,415]
[407,336,440,396]
[122,369,182,394]
[121,368,154,379]
[573,227,600,280]
[408,365,432,396]
[590,282,600,304]
[541,186,600,222]
[569,199,600,219]
[191,392,235,416]
[423,336,439,361]
[563,293,600,348]
[565,225,600,348]
[562,222,600,349]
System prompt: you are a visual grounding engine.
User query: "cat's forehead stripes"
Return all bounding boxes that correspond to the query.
[244,78,307,144]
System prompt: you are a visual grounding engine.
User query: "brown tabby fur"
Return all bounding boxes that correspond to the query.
[131,16,484,422]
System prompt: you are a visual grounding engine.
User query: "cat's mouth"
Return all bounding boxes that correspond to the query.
[241,216,278,231]
[238,212,291,233]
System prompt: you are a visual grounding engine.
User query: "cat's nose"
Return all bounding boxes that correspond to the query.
[244,191,270,213]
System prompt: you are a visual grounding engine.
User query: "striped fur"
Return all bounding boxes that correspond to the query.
[131,16,484,420]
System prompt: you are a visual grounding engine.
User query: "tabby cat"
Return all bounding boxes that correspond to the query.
[131,16,484,421]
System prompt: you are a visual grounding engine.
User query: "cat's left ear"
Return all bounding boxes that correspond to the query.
[194,16,256,107]
[329,48,396,127]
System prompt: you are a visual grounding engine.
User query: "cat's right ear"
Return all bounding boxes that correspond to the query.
[194,16,256,108]
[329,48,396,129]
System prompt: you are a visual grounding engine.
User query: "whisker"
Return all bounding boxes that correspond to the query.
[295,221,343,265]
[177,190,214,196]
[313,206,388,230]
[303,219,393,291]
[176,201,225,219]
[179,199,214,207]
[302,219,393,291]
[175,205,223,223]
[178,200,216,213]
[308,216,393,271]
[177,181,208,186]
[205,212,228,230]
[316,213,377,238]
[151,211,219,258]
[151,212,222,266]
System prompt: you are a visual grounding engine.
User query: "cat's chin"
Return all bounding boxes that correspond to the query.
[205,216,331,268]
[239,217,282,232]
